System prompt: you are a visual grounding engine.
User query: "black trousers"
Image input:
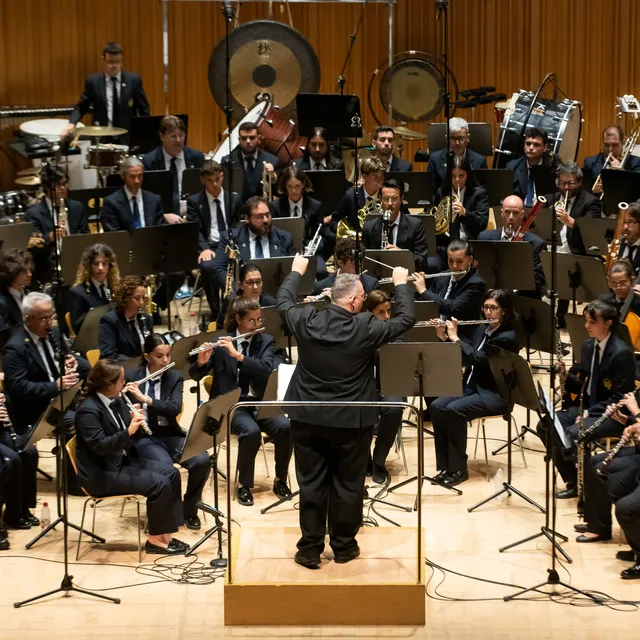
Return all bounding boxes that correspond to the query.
[291,420,372,556]
[0,431,38,521]
[610,463,640,553]
[430,388,506,473]
[198,244,221,316]
[135,434,211,518]
[371,396,404,467]
[231,407,292,488]
[0,443,21,523]
[536,406,580,486]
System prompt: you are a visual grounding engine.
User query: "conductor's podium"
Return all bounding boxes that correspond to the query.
[224,526,425,626]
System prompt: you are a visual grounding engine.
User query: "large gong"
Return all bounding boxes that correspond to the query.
[208,20,321,120]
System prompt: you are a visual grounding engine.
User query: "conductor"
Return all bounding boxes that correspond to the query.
[276,255,414,569]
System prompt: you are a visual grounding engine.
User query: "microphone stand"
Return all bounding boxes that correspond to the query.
[222,0,235,257]
[336,0,368,96]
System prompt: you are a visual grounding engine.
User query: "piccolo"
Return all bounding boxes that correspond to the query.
[378,269,468,285]
[188,327,266,356]
[120,391,153,436]
[596,434,632,476]
[413,319,494,327]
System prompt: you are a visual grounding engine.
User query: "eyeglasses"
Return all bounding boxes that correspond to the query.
[244,279,263,287]
[381,196,401,204]
[483,304,501,311]
[451,135,468,143]
[558,180,578,187]
[610,281,630,289]
[623,219,639,226]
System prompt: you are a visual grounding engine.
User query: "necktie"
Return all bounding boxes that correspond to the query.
[629,245,636,265]
[131,196,142,229]
[441,278,455,320]
[254,236,264,259]
[238,342,250,396]
[293,205,299,218]
[214,198,226,232]
[129,319,139,344]
[314,162,322,171]
[110,399,127,431]
[589,344,601,408]
[40,337,59,380]
[245,156,255,172]
[169,157,180,213]
[525,170,535,207]
[147,379,159,431]
[111,77,119,126]
[99,284,108,304]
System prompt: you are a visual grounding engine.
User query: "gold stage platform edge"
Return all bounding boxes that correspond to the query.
[224,526,426,626]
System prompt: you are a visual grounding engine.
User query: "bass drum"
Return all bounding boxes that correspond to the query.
[494,90,582,167]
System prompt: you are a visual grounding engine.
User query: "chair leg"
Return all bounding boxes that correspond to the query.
[136,499,142,563]
[397,428,408,475]
[482,421,490,481]
[261,437,270,477]
[473,420,480,459]
[119,497,126,517]
[92,498,98,537]
[76,499,90,561]
[233,467,238,500]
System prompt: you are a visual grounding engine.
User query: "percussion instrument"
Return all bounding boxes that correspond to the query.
[393,126,427,141]
[85,145,127,169]
[0,190,31,222]
[493,101,509,125]
[79,125,128,138]
[0,106,74,131]
[19,118,84,141]
[14,175,41,187]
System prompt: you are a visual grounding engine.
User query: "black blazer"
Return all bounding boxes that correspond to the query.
[98,310,153,361]
[600,292,640,318]
[216,291,276,330]
[190,331,275,401]
[506,155,558,201]
[419,267,486,320]
[583,152,640,186]
[427,148,488,191]
[270,194,326,244]
[0,289,24,329]
[101,188,165,233]
[68,282,110,334]
[362,212,429,271]
[141,145,205,173]
[221,148,280,201]
[276,272,415,429]
[617,239,640,275]
[294,155,345,171]
[26,198,89,241]
[476,228,547,298]
[69,71,150,130]
[313,271,379,296]
[388,155,413,172]
[564,334,635,417]
[435,185,490,239]
[332,185,372,233]
[2,326,90,433]
[186,190,242,251]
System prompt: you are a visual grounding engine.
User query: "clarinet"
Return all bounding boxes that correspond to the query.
[136,312,151,340]
[596,435,632,476]
[576,400,626,445]
[576,378,588,516]
[0,396,19,450]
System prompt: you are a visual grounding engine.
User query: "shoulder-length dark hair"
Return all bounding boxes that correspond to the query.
[276,165,313,195]
[0,248,33,289]
[444,155,478,196]
[484,289,516,329]
[86,358,123,394]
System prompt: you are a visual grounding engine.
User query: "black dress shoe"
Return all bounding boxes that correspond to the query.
[334,545,361,564]
[169,538,190,552]
[442,470,469,487]
[4,517,31,530]
[617,549,637,562]
[185,515,201,531]
[0,536,9,551]
[573,523,587,533]
[621,564,640,580]
[431,470,448,485]
[556,485,578,499]
[294,550,321,569]
[145,541,184,555]
[273,478,293,500]
[236,486,254,506]
[371,463,389,485]
[23,512,39,527]
[576,533,611,543]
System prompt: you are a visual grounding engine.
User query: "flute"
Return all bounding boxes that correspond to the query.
[377,269,468,285]
[120,391,153,436]
[413,319,493,327]
[135,362,175,386]
[189,327,266,356]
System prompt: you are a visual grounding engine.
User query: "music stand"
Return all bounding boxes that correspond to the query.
[362,250,416,278]
[170,329,222,380]
[575,217,616,256]
[471,241,535,291]
[387,172,434,207]
[307,170,348,213]
[600,169,640,216]
[472,169,514,208]
[531,165,556,199]
[270,217,305,253]
[412,214,437,257]
[0,222,36,253]
[61,231,132,282]
[260,305,295,358]
[427,122,493,156]
[181,167,244,200]
[249,256,317,297]
[129,114,189,154]
[72,304,112,353]
[107,170,175,213]
[68,186,120,227]
[527,207,561,244]
[296,94,363,138]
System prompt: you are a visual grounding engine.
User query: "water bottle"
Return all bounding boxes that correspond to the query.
[40,502,51,530]
[494,468,505,500]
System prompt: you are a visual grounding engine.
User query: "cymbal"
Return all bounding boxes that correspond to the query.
[15,175,41,186]
[393,126,427,141]
[79,126,128,137]
[16,167,40,177]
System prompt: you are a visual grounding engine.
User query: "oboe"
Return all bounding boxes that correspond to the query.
[596,435,632,476]
[576,400,625,445]
[120,392,153,436]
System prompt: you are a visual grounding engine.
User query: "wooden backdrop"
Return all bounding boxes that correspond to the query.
[1,0,639,191]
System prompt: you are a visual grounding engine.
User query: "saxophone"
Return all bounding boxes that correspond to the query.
[224,243,240,298]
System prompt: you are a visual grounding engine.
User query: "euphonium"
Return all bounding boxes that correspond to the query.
[428,193,460,235]
[336,197,382,241]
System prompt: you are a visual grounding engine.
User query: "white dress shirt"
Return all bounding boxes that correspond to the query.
[105,72,122,127]
[289,198,303,217]
[124,186,145,228]
[207,188,227,244]
[249,230,270,259]
[162,147,185,197]
[25,327,58,381]
[558,196,575,254]
[91,278,111,302]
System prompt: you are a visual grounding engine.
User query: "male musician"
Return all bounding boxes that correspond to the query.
[617,203,640,275]
[313,238,379,295]
[187,159,242,316]
[506,127,557,206]
[294,126,344,172]
[221,121,279,202]
[211,196,296,292]
[583,125,640,194]
[142,115,205,213]
[427,117,488,191]
[362,179,429,271]
[477,195,547,298]
[372,126,412,173]
[0,249,33,329]
[63,42,150,139]
[276,257,414,568]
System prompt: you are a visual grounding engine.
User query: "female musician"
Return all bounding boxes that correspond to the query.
[602,259,640,316]
[98,276,153,362]
[68,243,120,334]
[124,334,210,531]
[429,289,519,486]
[216,263,276,330]
[0,248,33,329]
[74,359,188,554]
[190,297,292,507]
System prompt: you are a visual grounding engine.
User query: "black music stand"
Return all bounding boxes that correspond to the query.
[387,172,434,207]
[296,94,363,139]
[129,114,189,154]
[600,169,640,216]
[362,250,416,278]
[412,214,437,257]
[72,304,112,353]
[472,169,514,208]
[531,165,556,198]
[249,256,317,298]
[0,222,36,252]
[391,300,439,321]
[384,343,464,500]
[471,241,535,291]
[61,231,131,283]
[270,217,305,253]
[170,329,222,381]
[467,347,545,514]
[181,167,244,201]
[107,170,174,214]
[260,305,295,360]
[68,186,119,227]
[307,170,348,213]
[575,217,616,256]
[527,207,561,244]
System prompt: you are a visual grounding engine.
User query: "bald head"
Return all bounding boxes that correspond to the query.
[501,195,525,237]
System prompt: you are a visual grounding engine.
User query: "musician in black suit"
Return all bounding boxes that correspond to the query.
[64,42,150,140]
[477,195,547,298]
[427,118,488,191]
[276,257,414,568]
[75,359,188,555]
[294,126,345,172]
[211,196,296,291]
[429,289,520,486]
[190,298,292,507]
[601,260,640,318]
[0,249,33,329]
[98,276,153,362]
[362,179,429,271]
[221,121,279,202]
[142,115,205,213]
[124,334,211,530]
[372,126,412,173]
[617,203,640,275]
[68,243,120,334]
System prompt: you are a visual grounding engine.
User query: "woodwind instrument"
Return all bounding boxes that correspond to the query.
[576,399,626,445]
[305,291,331,303]
[261,163,272,201]
[0,394,19,450]
[576,378,588,517]
[56,196,67,258]
[188,327,266,356]
[223,243,240,298]
[511,196,547,241]
[120,391,153,436]
[381,210,390,250]
[377,268,469,285]
[605,202,629,273]
[135,362,176,386]
[596,434,632,476]
[413,319,493,327]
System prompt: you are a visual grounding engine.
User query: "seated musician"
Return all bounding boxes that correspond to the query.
[190,298,293,507]
[123,334,211,531]
[362,179,429,271]
[542,298,636,499]
[0,249,33,329]
[294,126,344,172]
[186,158,242,318]
[26,164,88,286]
[98,276,153,362]
[68,243,120,335]
[477,195,546,298]
[427,117,488,191]
[142,115,205,213]
[372,126,412,173]
[221,121,279,202]
[616,203,640,275]
[313,238,379,295]
[74,359,189,555]
[584,125,640,195]
[429,289,519,487]
[216,262,275,330]
[601,259,640,317]
[211,196,296,292]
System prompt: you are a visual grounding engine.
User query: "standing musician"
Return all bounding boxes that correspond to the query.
[276,256,414,569]
[429,289,519,487]
[123,334,211,531]
[602,259,640,317]
[294,126,344,172]
[615,203,640,275]
[98,276,153,362]
[190,298,292,507]
[0,249,33,329]
[362,179,429,271]
[477,195,547,298]
[221,121,279,202]
[68,243,120,335]
[187,158,242,318]
[211,196,296,292]
[427,117,488,191]
[74,359,189,555]
[371,126,412,173]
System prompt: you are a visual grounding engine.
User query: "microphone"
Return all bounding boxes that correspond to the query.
[221,0,234,20]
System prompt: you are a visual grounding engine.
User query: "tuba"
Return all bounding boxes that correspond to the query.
[336,198,383,241]
[428,194,460,235]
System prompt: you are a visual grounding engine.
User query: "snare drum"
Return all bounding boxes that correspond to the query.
[0,190,32,223]
[86,145,127,169]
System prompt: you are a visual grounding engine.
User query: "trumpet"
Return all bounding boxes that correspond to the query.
[413,319,493,327]
[120,391,153,436]
[304,224,323,257]
[188,327,266,356]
